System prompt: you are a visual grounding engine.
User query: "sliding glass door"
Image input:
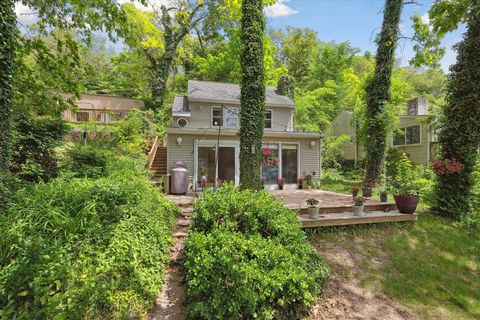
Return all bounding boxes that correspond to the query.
[281,144,298,183]
[261,143,298,184]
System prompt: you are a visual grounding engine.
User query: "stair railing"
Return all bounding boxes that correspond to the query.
[147,136,159,170]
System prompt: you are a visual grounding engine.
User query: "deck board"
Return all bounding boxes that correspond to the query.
[299,210,417,228]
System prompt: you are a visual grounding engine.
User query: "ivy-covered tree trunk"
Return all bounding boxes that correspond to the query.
[150,6,177,110]
[239,0,265,190]
[433,7,480,218]
[363,0,403,185]
[0,0,16,210]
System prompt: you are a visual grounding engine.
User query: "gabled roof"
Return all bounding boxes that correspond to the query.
[187,80,295,107]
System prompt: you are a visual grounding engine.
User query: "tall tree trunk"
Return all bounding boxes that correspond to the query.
[0,0,16,210]
[363,0,403,185]
[433,6,480,218]
[239,0,265,190]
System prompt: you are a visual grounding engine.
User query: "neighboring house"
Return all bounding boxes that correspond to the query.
[166,80,323,191]
[62,93,144,123]
[331,98,437,165]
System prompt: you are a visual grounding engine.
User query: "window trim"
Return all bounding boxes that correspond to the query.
[264,109,273,129]
[211,105,238,128]
[392,124,422,147]
[211,106,224,127]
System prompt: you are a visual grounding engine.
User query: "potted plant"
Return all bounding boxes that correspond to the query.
[380,190,388,202]
[353,196,366,216]
[277,177,285,190]
[298,177,304,189]
[306,198,320,219]
[390,154,421,214]
[362,180,373,197]
[304,171,315,189]
[350,186,359,197]
[199,167,207,181]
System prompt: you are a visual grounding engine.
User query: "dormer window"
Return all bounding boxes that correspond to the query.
[265,110,272,129]
[212,106,238,128]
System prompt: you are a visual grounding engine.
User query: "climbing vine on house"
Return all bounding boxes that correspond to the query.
[433,6,480,219]
[239,0,266,190]
[363,0,403,185]
[0,0,16,210]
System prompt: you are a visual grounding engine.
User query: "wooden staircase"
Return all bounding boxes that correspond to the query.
[151,147,168,176]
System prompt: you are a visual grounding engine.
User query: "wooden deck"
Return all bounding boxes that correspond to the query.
[299,210,417,228]
[270,189,418,228]
[164,190,418,228]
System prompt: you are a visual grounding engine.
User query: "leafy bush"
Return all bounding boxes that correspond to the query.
[322,135,351,169]
[0,156,178,319]
[184,185,329,319]
[11,115,68,182]
[389,154,423,196]
[66,145,108,178]
[114,110,157,155]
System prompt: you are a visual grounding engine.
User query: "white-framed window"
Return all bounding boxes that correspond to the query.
[212,107,223,126]
[265,110,272,129]
[393,125,421,146]
[212,106,238,128]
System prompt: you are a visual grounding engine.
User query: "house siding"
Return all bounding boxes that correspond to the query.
[173,102,293,131]
[167,132,321,186]
[393,117,430,164]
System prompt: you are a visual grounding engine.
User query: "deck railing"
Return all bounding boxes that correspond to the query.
[146,136,159,170]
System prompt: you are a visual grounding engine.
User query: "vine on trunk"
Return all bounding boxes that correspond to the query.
[0,0,16,210]
[239,0,266,190]
[363,0,403,185]
[433,7,480,219]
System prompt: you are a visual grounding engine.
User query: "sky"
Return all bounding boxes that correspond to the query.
[264,0,465,72]
[15,0,465,72]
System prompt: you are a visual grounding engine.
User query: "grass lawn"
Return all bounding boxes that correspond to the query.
[312,173,480,319]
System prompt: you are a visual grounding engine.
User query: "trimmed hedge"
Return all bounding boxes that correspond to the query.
[184,185,329,319]
[0,156,178,319]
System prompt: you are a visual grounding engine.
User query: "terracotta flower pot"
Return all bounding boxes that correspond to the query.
[394,195,420,214]
[362,186,373,197]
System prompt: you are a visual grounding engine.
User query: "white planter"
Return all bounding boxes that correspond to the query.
[200,175,207,181]
[308,206,320,219]
[353,205,365,216]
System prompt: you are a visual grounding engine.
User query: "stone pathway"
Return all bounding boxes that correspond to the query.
[150,193,196,320]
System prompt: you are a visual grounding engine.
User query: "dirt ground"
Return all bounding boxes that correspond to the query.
[306,234,417,320]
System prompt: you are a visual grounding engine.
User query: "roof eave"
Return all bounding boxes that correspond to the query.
[188,97,295,108]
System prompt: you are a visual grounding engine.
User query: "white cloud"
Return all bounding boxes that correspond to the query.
[264,0,298,18]
[15,3,38,24]
[420,13,430,25]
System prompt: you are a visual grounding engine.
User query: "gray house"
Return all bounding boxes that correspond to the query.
[165,80,323,191]
[330,98,437,165]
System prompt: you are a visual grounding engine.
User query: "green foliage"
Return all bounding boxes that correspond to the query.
[184,185,329,319]
[364,0,404,185]
[239,0,265,190]
[432,8,480,219]
[0,155,178,319]
[11,115,67,182]
[66,145,108,178]
[0,1,18,209]
[389,154,422,196]
[114,109,156,155]
[322,135,351,169]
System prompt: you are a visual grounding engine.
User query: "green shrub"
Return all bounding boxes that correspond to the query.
[0,157,178,319]
[184,184,329,319]
[66,145,108,178]
[11,115,68,182]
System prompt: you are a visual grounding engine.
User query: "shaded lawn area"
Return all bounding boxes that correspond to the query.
[309,213,480,319]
